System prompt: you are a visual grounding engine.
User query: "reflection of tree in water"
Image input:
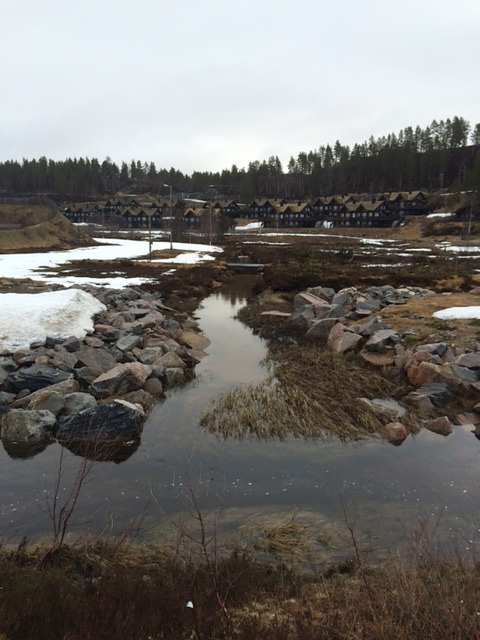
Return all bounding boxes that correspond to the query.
[218,275,258,307]
[60,437,140,463]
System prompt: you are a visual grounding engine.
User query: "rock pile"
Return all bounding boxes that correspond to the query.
[0,286,210,458]
[286,284,480,442]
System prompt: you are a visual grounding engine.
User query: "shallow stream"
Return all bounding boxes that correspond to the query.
[1,275,480,556]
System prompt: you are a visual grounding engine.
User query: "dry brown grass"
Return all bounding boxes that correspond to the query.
[1,531,480,640]
[201,345,417,441]
[374,289,480,349]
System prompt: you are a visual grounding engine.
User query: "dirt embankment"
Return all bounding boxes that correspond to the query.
[0,205,95,253]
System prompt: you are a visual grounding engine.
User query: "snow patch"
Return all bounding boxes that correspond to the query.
[0,289,106,351]
[433,306,480,320]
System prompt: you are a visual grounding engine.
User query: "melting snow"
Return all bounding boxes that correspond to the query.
[0,289,105,351]
[0,238,222,286]
[433,306,480,320]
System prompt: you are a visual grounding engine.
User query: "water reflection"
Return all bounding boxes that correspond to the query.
[60,437,140,463]
[1,438,52,460]
[1,275,480,556]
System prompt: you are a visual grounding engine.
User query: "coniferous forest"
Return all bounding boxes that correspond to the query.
[0,116,479,201]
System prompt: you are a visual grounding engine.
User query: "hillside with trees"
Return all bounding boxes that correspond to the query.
[0,116,478,202]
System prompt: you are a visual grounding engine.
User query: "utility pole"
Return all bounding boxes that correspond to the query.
[467,192,475,237]
[163,184,173,249]
[148,211,152,260]
[209,204,212,244]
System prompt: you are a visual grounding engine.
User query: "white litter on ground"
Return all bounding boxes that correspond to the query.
[0,289,106,352]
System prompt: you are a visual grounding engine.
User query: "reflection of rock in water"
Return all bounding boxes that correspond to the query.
[1,437,52,460]
[59,437,140,463]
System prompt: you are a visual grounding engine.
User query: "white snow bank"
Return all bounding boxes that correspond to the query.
[427,213,454,218]
[433,306,480,320]
[0,289,106,352]
[235,222,264,230]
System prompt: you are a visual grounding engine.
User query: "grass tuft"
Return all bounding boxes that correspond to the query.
[201,344,416,440]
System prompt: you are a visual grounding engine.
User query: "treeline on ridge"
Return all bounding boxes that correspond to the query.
[0,116,479,201]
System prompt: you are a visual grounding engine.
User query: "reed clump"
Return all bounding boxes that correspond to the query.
[201,344,416,440]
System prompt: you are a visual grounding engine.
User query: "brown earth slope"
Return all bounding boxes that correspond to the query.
[0,206,95,253]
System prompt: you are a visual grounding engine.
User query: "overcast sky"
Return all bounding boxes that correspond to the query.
[1,0,479,175]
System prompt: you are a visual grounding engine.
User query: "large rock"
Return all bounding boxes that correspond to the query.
[327,323,362,354]
[0,356,17,372]
[164,368,185,387]
[287,305,316,329]
[157,351,187,369]
[307,286,335,302]
[57,400,144,442]
[453,353,480,370]
[424,416,453,436]
[116,389,156,413]
[383,422,409,446]
[62,392,97,416]
[415,342,448,357]
[407,362,476,389]
[364,329,399,352]
[416,382,454,406]
[293,291,329,310]
[314,304,345,320]
[356,398,400,422]
[48,350,78,370]
[0,391,16,405]
[355,299,381,314]
[25,391,65,416]
[135,311,165,331]
[178,330,211,351]
[0,409,56,442]
[0,368,9,387]
[360,351,395,367]
[352,316,388,338]
[132,346,165,365]
[163,318,182,335]
[93,324,123,342]
[91,362,152,398]
[12,379,81,409]
[115,334,143,353]
[405,391,436,414]
[75,347,117,374]
[6,365,73,393]
[142,377,164,399]
[306,318,338,340]
[406,350,443,367]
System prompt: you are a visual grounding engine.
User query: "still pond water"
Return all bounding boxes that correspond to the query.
[1,275,479,555]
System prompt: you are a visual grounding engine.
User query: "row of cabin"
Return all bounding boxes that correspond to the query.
[241,192,433,228]
[63,198,238,229]
[62,191,436,230]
